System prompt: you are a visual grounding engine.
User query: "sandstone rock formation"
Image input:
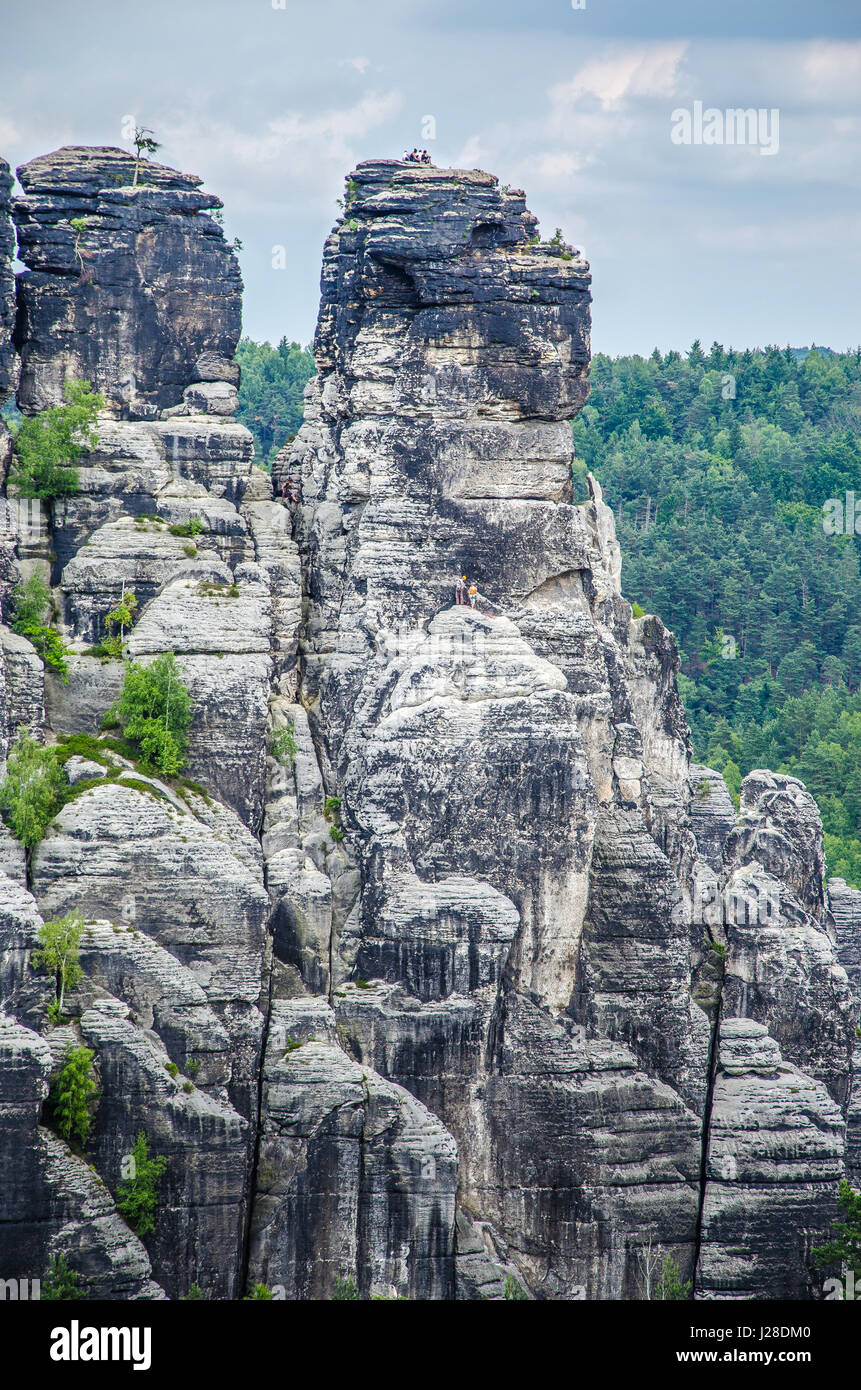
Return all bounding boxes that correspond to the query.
[14,146,241,418]
[0,158,16,424]
[0,157,19,608]
[696,1018,844,1300]
[0,148,858,1303]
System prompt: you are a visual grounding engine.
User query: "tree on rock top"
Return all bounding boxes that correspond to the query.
[105,653,192,777]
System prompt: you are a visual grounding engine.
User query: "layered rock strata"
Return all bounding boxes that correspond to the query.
[0,149,857,1302]
[14,146,241,417]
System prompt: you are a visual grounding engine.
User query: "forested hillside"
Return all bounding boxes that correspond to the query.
[235,336,314,468]
[573,342,861,884]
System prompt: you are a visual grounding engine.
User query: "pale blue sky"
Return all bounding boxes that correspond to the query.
[2,0,859,355]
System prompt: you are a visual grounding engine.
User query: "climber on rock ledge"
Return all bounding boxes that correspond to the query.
[454,572,496,618]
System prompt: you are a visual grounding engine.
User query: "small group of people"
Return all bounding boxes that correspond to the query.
[455,573,493,615]
[403,148,432,164]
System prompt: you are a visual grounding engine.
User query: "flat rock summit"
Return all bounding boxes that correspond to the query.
[0,147,859,1300]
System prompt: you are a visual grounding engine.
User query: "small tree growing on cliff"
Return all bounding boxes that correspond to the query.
[11,571,52,628]
[269,721,297,766]
[105,652,192,776]
[117,1131,168,1237]
[100,586,138,659]
[0,728,65,852]
[48,1044,99,1147]
[10,379,104,501]
[42,1253,86,1301]
[11,572,72,682]
[131,127,161,185]
[32,910,86,1020]
[69,217,88,272]
[654,1253,691,1300]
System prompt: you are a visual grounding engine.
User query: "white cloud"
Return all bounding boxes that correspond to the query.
[533,151,587,179]
[454,134,489,169]
[340,56,371,74]
[0,118,22,151]
[550,41,689,112]
[162,89,404,212]
[803,41,861,101]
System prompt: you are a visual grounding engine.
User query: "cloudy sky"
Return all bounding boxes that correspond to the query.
[3,0,859,356]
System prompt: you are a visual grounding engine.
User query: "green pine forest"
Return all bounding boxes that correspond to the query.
[235,336,315,467]
[121,335,859,891]
[572,341,861,887]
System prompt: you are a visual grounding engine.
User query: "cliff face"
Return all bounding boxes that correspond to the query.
[14,146,242,418]
[0,149,858,1302]
[0,158,16,408]
[0,157,19,607]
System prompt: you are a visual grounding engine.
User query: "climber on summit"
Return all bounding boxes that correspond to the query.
[455,574,468,605]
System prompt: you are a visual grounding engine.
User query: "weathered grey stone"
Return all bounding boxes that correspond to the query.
[0,156,17,406]
[720,861,854,1105]
[576,803,709,1114]
[241,496,302,694]
[714,783,857,1107]
[60,516,247,641]
[0,826,26,885]
[0,1014,163,1299]
[357,871,518,1003]
[182,381,239,416]
[76,921,233,1094]
[477,990,701,1299]
[80,1002,249,1300]
[0,623,45,767]
[14,146,242,418]
[2,148,855,1304]
[696,1018,845,1301]
[44,653,124,736]
[29,781,268,1118]
[247,999,458,1299]
[724,770,829,926]
[828,878,861,1185]
[829,876,861,995]
[688,764,736,871]
[455,1207,533,1300]
[49,419,254,578]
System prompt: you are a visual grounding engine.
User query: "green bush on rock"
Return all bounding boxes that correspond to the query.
[48,1044,99,1147]
[9,379,103,500]
[116,1131,168,1238]
[105,653,192,777]
[0,728,65,851]
[10,573,72,681]
[32,910,86,1020]
[42,1253,86,1301]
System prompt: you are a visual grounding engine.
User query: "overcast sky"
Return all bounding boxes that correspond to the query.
[2,0,859,356]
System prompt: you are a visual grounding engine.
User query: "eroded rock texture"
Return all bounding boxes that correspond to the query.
[0,150,858,1302]
[0,157,16,408]
[261,160,855,1299]
[0,157,18,602]
[696,1019,844,1300]
[14,146,241,418]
